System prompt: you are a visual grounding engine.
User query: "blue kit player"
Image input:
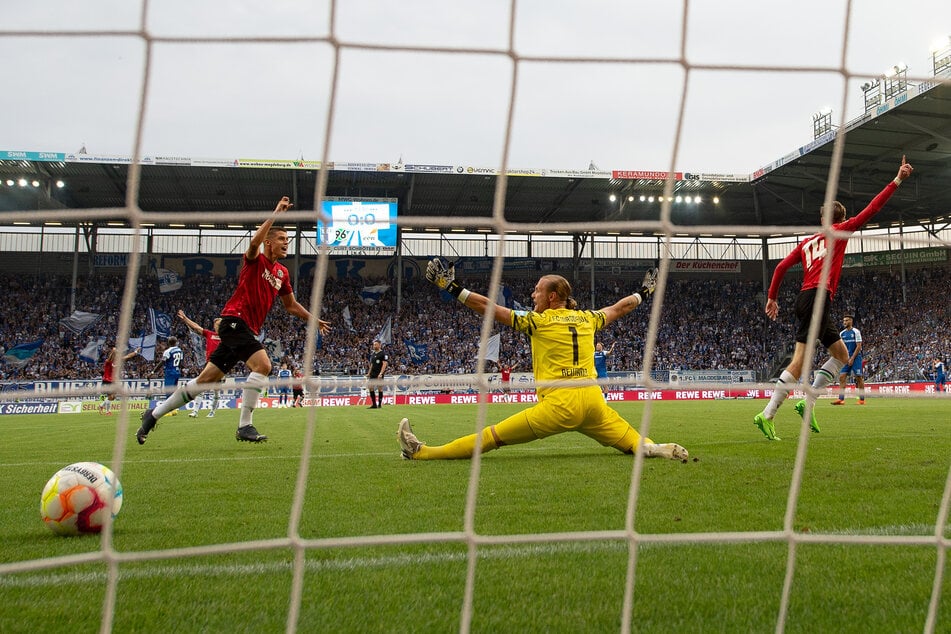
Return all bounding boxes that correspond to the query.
[833,314,865,405]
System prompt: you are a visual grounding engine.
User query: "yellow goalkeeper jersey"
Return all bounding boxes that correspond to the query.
[510,307,606,396]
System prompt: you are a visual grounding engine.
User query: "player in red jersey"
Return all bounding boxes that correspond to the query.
[137,197,331,444]
[496,360,519,392]
[753,157,914,440]
[98,345,140,414]
[178,309,223,418]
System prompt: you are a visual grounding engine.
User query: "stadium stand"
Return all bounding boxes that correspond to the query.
[1,264,947,383]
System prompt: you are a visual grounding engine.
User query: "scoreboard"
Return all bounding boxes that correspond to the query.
[316,198,398,255]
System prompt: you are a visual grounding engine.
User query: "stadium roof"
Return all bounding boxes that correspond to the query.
[1,82,950,235]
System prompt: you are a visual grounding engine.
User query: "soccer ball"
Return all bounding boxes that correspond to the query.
[40,462,123,536]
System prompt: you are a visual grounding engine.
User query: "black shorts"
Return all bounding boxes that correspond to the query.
[209,316,265,374]
[794,288,840,348]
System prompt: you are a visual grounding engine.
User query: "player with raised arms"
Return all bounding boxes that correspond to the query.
[177,309,223,418]
[754,157,913,440]
[398,260,688,461]
[137,197,331,445]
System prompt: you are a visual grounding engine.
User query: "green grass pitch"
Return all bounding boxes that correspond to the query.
[0,398,948,632]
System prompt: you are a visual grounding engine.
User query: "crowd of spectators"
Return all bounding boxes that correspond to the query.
[1,263,947,384]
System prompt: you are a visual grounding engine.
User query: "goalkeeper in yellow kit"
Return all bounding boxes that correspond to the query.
[397,260,688,461]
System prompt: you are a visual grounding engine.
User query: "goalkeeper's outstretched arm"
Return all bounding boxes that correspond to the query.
[599,267,658,326]
[425,258,511,326]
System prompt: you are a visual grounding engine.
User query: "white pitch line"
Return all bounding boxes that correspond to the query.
[0,541,628,588]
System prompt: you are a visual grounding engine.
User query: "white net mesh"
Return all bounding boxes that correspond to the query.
[1,3,950,632]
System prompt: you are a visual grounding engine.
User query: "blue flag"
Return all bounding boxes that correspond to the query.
[79,336,107,364]
[156,268,182,293]
[376,317,392,345]
[3,340,44,368]
[149,308,173,339]
[360,285,391,305]
[404,338,429,364]
[129,332,157,362]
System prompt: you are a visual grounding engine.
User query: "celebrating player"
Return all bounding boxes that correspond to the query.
[98,345,140,415]
[397,261,688,461]
[137,197,331,445]
[934,358,946,393]
[754,156,914,440]
[177,309,223,418]
[832,314,865,405]
[496,360,519,392]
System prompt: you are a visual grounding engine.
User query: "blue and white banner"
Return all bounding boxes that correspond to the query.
[188,331,205,366]
[404,339,429,364]
[484,333,500,364]
[342,305,357,332]
[148,308,172,339]
[360,285,390,305]
[263,338,284,363]
[376,316,392,345]
[129,333,157,362]
[156,268,182,293]
[79,336,107,364]
[0,401,59,415]
[3,340,44,368]
[59,311,101,335]
[495,285,514,308]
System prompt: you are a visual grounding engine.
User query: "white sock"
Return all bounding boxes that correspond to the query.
[153,380,203,418]
[806,358,845,407]
[239,372,267,427]
[764,370,798,419]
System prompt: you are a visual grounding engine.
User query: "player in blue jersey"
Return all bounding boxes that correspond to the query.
[593,341,615,396]
[277,362,292,407]
[934,358,946,394]
[153,337,184,415]
[833,314,865,405]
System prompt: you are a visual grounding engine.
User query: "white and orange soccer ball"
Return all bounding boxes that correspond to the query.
[40,462,123,536]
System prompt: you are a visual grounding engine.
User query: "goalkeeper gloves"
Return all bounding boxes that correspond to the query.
[638,267,659,300]
[426,258,468,302]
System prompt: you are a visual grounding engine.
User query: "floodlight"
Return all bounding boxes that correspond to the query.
[932,36,951,76]
[883,64,908,100]
[813,108,833,139]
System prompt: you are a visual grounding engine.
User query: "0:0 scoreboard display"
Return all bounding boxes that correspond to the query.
[316,198,398,255]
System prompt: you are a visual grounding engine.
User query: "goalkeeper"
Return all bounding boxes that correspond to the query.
[397,261,688,461]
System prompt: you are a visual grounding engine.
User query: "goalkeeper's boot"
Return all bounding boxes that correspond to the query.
[753,412,779,440]
[398,418,423,460]
[639,267,659,298]
[794,399,820,433]
[236,424,268,443]
[644,443,689,461]
[136,409,158,445]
